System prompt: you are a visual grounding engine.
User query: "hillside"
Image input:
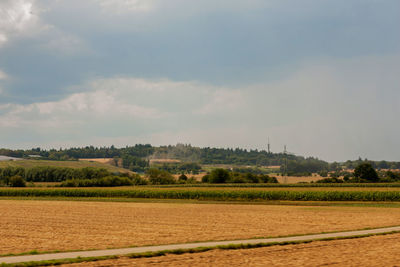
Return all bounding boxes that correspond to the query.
[1,144,400,173]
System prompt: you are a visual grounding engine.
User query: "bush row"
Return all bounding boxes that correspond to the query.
[202,168,278,184]
[0,166,116,182]
[60,176,147,187]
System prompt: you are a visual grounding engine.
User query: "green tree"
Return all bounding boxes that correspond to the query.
[354,163,379,182]
[209,168,230,183]
[145,168,175,184]
[178,174,188,181]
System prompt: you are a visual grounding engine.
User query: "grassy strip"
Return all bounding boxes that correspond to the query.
[2,231,400,267]
[0,255,118,267]
[2,188,400,201]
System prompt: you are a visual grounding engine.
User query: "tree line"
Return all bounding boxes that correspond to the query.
[0,166,117,183]
[2,144,400,175]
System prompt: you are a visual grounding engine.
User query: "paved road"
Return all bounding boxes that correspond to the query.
[2,226,400,264]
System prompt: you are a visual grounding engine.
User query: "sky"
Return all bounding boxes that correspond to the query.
[0,0,399,162]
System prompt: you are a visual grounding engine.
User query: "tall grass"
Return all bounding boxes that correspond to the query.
[1,188,400,201]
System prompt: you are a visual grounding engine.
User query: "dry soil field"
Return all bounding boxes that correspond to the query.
[274,175,322,183]
[58,233,400,267]
[78,158,114,164]
[1,200,400,255]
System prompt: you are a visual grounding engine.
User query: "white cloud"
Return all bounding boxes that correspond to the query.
[0,70,7,80]
[1,54,399,161]
[0,77,246,130]
[95,0,155,14]
[0,88,164,129]
[0,70,7,95]
[0,0,44,47]
[0,0,86,55]
[195,89,245,115]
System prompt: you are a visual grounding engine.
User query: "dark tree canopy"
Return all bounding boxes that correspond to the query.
[209,168,230,183]
[354,163,379,182]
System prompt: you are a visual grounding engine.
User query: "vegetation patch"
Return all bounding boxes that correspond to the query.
[2,188,400,201]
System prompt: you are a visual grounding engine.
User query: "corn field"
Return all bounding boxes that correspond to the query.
[1,188,400,201]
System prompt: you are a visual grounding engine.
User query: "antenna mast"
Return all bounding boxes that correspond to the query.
[267,137,271,154]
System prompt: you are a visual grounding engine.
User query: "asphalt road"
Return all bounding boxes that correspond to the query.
[1,226,400,264]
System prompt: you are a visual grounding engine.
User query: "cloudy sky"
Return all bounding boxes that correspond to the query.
[0,0,399,162]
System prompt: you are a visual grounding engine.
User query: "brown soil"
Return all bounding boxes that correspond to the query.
[58,233,400,266]
[273,175,322,183]
[1,200,400,255]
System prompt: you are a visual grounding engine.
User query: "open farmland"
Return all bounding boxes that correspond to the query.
[274,175,323,183]
[0,159,130,173]
[1,200,400,255]
[78,158,114,164]
[58,233,400,267]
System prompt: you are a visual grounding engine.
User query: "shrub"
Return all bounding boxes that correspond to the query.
[230,176,247,183]
[60,176,133,187]
[201,174,210,183]
[146,168,175,185]
[131,174,148,185]
[186,177,197,184]
[244,173,259,183]
[263,176,278,183]
[9,175,26,187]
[178,174,188,181]
[316,177,343,183]
[319,171,328,177]
[209,168,230,183]
[386,171,400,181]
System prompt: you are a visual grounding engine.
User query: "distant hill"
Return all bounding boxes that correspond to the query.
[1,144,399,173]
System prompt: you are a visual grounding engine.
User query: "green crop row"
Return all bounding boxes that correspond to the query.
[145,183,400,188]
[1,188,400,201]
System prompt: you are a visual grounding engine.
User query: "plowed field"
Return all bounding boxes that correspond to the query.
[58,233,400,266]
[1,200,400,255]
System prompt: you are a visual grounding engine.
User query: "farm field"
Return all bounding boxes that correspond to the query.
[78,158,114,164]
[2,187,400,202]
[137,186,400,192]
[1,200,400,255]
[58,233,400,266]
[5,185,400,192]
[274,175,322,183]
[0,159,130,173]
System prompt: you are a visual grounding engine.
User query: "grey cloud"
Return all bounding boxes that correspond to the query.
[0,0,399,162]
